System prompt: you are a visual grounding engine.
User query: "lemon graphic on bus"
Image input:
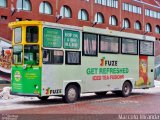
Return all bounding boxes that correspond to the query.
[14,71,22,82]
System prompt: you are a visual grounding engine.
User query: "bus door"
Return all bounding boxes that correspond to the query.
[136,41,154,88]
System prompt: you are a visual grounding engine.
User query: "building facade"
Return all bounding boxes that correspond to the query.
[0,0,160,41]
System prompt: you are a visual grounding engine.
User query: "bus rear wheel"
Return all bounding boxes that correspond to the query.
[63,85,79,103]
[122,81,132,97]
[113,81,132,97]
[37,96,49,101]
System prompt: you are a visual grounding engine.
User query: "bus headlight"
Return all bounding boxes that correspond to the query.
[23,64,27,69]
[35,85,38,89]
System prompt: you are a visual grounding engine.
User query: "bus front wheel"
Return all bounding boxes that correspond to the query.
[63,85,79,103]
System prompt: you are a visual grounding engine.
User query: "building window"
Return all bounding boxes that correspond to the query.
[155,25,160,34]
[158,13,160,19]
[122,18,130,28]
[134,21,141,30]
[122,3,129,11]
[145,23,152,32]
[122,3,141,14]
[95,0,118,8]
[0,0,7,7]
[16,0,31,11]
[107,0,118,8]
[60,5,72,18]
[94,12,104,24]
[109,15,117,26]
[95,0,102,4]
[16,18,22,21]
[78,9,88,21]
[39,1,52,15]
[1,16,7,20]
[145,9,150,16]
[128,4,132,12]
[145,9,160,19]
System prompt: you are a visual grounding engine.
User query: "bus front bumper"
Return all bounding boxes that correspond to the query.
[11,92,40,97]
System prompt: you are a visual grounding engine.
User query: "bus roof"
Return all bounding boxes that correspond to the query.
[8,21,42,28]
[8,20,155,41]
[83,26,155,41]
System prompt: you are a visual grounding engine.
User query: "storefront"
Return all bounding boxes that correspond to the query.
[0,37,11,84]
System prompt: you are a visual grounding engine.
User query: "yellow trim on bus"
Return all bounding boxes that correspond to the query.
[8,21,42,29]
[9,21,43,67]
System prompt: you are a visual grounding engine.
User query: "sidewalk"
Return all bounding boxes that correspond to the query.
[0,78,10,92]
[154,80,160,87]
[0,84,10,92]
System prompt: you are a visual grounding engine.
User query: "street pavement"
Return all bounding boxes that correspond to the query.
[0,80,160,114]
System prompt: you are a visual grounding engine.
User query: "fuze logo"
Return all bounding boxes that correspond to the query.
[46,88,62,95]
[14,71,22,82]
[87,57,129,80]
[100,57,118,66]
[46,88,50,95]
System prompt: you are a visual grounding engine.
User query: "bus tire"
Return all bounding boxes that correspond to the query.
[95,92,107,96]
[37,96,49,101]
[63,84,79,103]
[113,81,132,97]
[121,81,132,97]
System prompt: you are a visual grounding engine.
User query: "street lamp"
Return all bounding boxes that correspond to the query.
[92,21,98,27]
[144,31,149,35]
[120,27,127,31]
[56,15,62,23]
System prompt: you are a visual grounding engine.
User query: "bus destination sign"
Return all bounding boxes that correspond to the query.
[63,30,80,49]
[43,28,62,48]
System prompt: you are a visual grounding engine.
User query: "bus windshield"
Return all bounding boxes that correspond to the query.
[26,26,38,43]
[13,45,23,64]
[14,27,22,43]
[24,45,39,65]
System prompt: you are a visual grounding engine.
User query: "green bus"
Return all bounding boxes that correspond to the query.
[9,21,155,103]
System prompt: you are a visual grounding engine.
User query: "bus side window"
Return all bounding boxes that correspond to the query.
[52,50,64,64]
[26,26,38,43]
[83,33,98,56]
[43,50,64,64]
[43,50,49,64]
[65,51,81,65]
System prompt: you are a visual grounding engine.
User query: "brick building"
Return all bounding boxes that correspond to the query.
[0,0,160,42]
